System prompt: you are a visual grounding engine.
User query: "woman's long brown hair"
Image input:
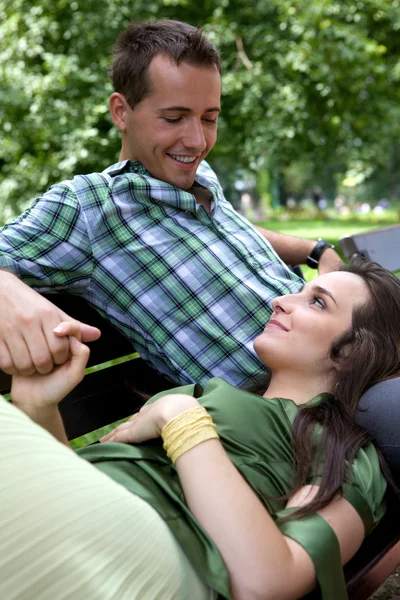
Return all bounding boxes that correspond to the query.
[278,257,400,519]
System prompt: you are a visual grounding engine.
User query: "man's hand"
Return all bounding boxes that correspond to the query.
[0,271,100,376]
[317,247,342,274]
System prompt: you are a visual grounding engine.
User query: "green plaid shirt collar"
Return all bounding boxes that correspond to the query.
[107,159,221,214]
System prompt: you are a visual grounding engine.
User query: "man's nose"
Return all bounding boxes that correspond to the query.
[183,119,207,151]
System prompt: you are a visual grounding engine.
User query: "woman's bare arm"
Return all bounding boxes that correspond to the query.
[176,441,364,600]
[11,325,90,447]
[101,397,366,599]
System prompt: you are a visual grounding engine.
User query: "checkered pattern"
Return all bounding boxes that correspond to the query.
[0,160,303,387]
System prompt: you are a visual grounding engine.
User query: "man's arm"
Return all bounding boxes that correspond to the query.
[256,226,342,274]
[0,183,98,375]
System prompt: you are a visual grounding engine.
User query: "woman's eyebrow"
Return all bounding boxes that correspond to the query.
[311,284,338,307]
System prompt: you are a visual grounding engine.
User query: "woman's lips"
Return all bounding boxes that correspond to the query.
[266,319,289,332]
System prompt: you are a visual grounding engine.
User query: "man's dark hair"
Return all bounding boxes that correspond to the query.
[109,20,222,109]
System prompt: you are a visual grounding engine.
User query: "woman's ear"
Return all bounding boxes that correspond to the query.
[331,342,355,374]
[109,93,130,132]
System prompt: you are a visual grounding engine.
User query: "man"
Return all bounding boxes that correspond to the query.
[0,20,340,388]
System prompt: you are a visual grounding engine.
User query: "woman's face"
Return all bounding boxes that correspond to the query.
[253,271,370,376]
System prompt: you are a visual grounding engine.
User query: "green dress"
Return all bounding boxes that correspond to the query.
[78,378,387,600]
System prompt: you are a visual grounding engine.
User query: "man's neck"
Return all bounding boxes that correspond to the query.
[118,152,212,214]
[190,182,212,215]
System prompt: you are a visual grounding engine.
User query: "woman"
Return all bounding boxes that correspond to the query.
[1,258,399,600]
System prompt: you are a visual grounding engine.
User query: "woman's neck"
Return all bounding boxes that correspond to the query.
[263,370,333,405]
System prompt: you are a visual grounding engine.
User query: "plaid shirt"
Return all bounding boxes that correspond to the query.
[0,160,303,387]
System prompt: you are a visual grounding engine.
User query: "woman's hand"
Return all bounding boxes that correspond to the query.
[11,322,90,411]
[100,393,200,444]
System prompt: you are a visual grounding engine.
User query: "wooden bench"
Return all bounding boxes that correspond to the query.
[1,243,399,598]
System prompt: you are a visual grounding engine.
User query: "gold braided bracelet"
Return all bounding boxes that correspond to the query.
[161,406,219,465]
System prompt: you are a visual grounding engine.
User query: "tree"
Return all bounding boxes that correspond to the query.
[1,0,400,217]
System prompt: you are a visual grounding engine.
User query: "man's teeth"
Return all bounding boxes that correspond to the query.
[169,154,197,164]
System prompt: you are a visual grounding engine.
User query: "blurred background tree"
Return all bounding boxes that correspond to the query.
[1,0,400,220]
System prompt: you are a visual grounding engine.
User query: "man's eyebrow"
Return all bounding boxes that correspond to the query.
[157,106,221,113]
[312,284,338,307]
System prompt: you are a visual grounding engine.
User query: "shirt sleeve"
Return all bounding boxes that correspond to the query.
[341,444,387,532]
[307,442,387,534]
[275,443,387,600]
[144,383,204,406]
[0,182,93,293]
[277,511,348,599]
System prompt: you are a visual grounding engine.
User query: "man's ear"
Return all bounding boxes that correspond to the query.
[109,93,130,132]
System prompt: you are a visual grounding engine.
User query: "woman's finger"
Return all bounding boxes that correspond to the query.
[100,412,145,442]
[53,321,83,340]
[100,420,136,442]
[100,429,134,444]
[68,336,90,373]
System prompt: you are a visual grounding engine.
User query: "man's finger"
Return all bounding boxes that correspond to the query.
[4,333,40,376]
[0,339,18,375]
[23,323,62,375]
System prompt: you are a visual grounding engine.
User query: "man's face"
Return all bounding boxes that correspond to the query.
[120,54,221,190]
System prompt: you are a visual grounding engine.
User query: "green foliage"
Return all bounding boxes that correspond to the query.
[1,0,400,215]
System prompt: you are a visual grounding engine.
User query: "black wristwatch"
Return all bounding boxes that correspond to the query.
[306,238,335,269]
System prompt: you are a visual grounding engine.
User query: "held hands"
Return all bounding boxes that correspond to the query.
[100,393,200,445]
[0,271,100,376]
[11,322,90,411]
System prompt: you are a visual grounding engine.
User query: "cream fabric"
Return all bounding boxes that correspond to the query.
[0,396,215,600]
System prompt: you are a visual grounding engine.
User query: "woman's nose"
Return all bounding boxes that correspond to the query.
[272,298,285,313]
[272,294,295,313]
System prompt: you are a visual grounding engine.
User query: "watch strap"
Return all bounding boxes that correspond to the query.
[306,239,335,269]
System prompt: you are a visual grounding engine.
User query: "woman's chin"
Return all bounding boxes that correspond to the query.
[254,345,276,370]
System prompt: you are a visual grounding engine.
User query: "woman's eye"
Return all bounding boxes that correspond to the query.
[312,296,326,309]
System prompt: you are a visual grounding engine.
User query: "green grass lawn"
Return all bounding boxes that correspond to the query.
[255,219,393,281]
[256,219,389,240]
